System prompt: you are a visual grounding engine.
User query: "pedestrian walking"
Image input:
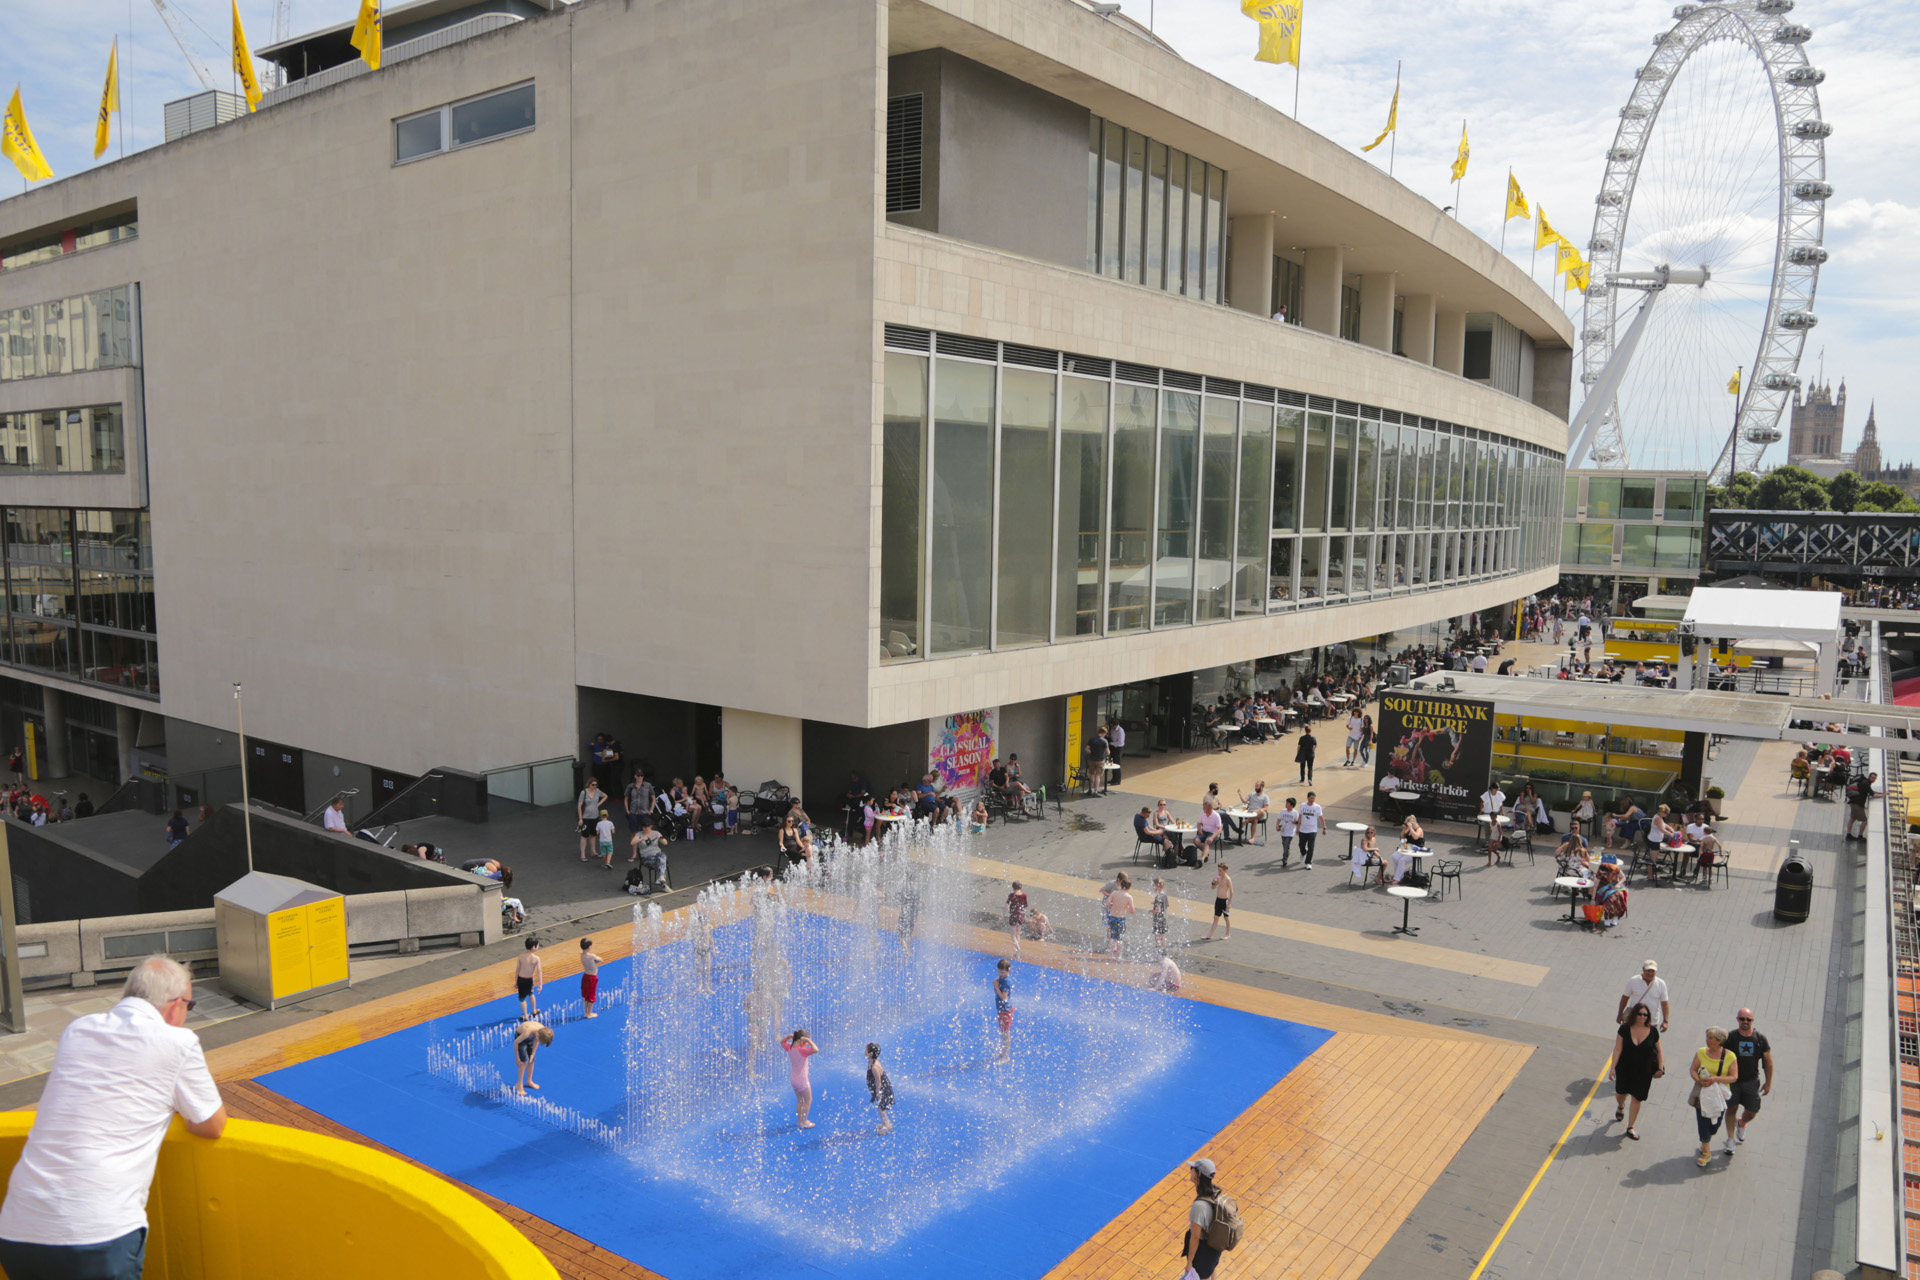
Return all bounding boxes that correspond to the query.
[991,959,1015,1064]
[513,1018,552,1096]
[1480,783,1506,866]
[1206,864,1233,941]
[1294,728,1317,783]
[579,938,602,1018]
[595,809,616,869]
[577,778,606,861]
[1606,1002,1663,1140]
[1617,960,1670,1032]
[1359,715,1374,765]
[1297,793,1323,868]
[1722,1007,1774,1154]
[1179,1157,1244,1280]
[515,937,543,1018]
[1276,798,1299,867]
[0,956,226,1280]
[1689,1026,1739,1167]
[1104,873,1136,959]
[1343,711,1364,766]
[779,1029,819,1129]
[866,1042,895,1134]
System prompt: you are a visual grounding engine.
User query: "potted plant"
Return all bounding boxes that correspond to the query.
[1705,785,1725,818]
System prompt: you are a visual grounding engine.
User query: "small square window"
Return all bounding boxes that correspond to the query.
[395,112,443,162]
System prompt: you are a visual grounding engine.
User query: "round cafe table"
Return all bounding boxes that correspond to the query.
[1389,790,1421,821]
[1554,876,1595,923]
[1388,884,1428,935]
[1225,807,1262,846]
[1335,820,1370,862]
[1161,821,1196,864]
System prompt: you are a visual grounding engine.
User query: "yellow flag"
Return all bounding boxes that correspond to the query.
[1727,370,1741,395]
[233,1,262,111]
[1555,238,1580,276]
[95,41,120,159]
[1535,209,1560,251]
[2,88,53,183]
[1245,1,1303,67]
[1449,122,1469,183]
[351,0,383,71]
[1504,172,1528,222]
[1567,261,1590,292]
[1361,81,1398,153]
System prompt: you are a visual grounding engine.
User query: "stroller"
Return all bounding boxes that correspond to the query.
[651,793,693,844]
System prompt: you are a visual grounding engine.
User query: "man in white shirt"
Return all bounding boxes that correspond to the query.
[1480,785,1507,865]
[1470,651,1489,673]
[321,796,350,835]
[0,956,226,1278]
[1616,959,1671,1032]
[1297,793,1323,868]
[1107,722,1126,769]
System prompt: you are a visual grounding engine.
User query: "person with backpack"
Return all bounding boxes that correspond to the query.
[1181,1157,1243,1279]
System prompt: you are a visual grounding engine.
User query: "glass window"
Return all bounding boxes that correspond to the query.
[880,354,926,661]
[996,369,1055,649]
[1086,118,1101,272]
[1656,525,1701,569]
[451,83,535,148]
[1235,405,1273,616]
[1578,522,1615,565]
[1409,532,1428,585]
[1205,165,1226,303]
[1145,141,1167,291]
[1155,391,1200,626]
[1415,429,1434,528]
[1325,535,1348,598]
[1196,398,1237,622]
[1165,150,1188,295]
[1107,385,1156,633]
[11,617,75,677]
[1664,478,1702,522]
[1123,131,1146,284]
[1302,412,1330,531]
[1101,122,1124,278]
[1268,536,1295,606]
[1621,478,1656,522]
[1299,536,1326,600]
[1622,524,1656,567]
[1271,407,1300,531]
[395,111,443,162]
[0,287,132,383]
[928,360,995,654]
[1330,418,1353,530]
[1395,532,1413,588]
[1586,476,1622,520]
[1355,420,1378,531]
[1056,377,1108,638]
[81,629,153,695]
[1564,474,1581,517]
[0,405,124,475]
[1185,168,1206,300]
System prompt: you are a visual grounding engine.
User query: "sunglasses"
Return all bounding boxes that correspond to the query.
[1737,1017,1753,1023]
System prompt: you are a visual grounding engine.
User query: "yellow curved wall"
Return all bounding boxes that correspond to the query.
[0,1112,557,1280]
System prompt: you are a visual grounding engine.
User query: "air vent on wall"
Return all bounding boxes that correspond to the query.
[1382,409,1404,425]
[883,324,931,352]
[1336,400,1361,415]
[1002,343,1059,370]
[936,332,998,361]
[1204,377,1242,397]
[1163,370,1203,392]
[1244,384,1276,403]
[1360,404,1382,420]
[1277,390,1307,408]
[1307,395,1336,412]
[1064,354,1112,378]
[885,94,923,215]
[1115,361,1159,384]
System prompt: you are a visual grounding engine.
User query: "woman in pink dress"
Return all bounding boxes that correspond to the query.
[780,1028,819,1129]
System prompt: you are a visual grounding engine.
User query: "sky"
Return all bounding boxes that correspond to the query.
[4,0,1918,469]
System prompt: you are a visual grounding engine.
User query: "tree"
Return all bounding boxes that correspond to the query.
[1854,480,1915,513]
[1751,465,1831,512]
[1828,469,1862,512]
[1707,471,1759,512]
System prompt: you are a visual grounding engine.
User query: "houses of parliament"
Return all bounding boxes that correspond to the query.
[1786,381,1914,495]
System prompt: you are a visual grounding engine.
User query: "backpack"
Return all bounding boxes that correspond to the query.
[1200,1188,1245,1252]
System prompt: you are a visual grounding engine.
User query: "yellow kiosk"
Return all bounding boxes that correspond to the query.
[214,871,350,1009]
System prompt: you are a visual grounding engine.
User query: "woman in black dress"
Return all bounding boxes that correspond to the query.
[1607,1002,1664,1139]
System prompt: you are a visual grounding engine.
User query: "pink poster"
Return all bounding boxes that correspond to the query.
[929,708,997,795]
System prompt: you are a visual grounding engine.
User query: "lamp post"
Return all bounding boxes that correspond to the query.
[233,682,254,874]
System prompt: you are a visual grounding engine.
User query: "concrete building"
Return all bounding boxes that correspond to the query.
[0,0,1570,821]
[1788,379,1849,475]
[1558,469,1707,603]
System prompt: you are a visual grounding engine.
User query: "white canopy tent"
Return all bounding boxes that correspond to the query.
[1680,587,1845,692]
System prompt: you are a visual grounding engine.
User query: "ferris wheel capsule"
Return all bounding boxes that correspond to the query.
[1786,66,1825,85]
[1793,120,1834,139]
[1789,245,1828,265]
[1744,426,1783,445]
[1793,180,1833,200]
[1779,311,1819,330]
[1756,0,1793,12]
[1763,373,1801,391]
[1773,23,1813,43]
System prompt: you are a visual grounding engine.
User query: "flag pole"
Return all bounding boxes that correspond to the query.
[1451,118,1463,218]
[1387,61,1399,178]
[1292,63,1301,120]
[1530,212,1540,284]
[1499,167,1511,255]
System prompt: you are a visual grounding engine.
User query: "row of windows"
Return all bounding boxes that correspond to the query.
[0,508,155,697]
[879,340,1561,660]
[0,405,124,475]
[0,210,139,274]
[1563,473,1704,523]
[0,286,135,383]
[1086,117,1228,305]
[395,81,535,164]
[1562,522,1703,571]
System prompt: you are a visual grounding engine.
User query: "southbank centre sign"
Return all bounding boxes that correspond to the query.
[1372,693,1495,822]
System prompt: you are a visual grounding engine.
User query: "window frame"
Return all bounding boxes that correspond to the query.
[393,80,536,166]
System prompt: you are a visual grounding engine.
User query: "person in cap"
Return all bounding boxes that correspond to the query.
[1181,1156,1242,1279]
[1617,959,1670,1033]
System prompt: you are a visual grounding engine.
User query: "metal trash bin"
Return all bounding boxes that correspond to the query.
[1774,856,1814,923]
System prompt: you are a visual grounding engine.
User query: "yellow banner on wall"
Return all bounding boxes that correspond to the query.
[269,905,313,1000]
[1065,695,1084,781]
[307,896,350,989]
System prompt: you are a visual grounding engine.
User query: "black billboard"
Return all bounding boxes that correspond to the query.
[1372,693,1496,822]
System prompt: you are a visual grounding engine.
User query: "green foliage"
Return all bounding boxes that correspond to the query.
[1704,466,1917,515]
[1828,469,1862,512]
[1751,465,1831,512]
[1855,481,1916,513]
[1706,471,1759,512]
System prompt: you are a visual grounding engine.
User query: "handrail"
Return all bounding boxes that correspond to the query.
[258,13,523,109]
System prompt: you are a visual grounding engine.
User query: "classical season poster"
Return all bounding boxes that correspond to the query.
[1372,693,1495,822]
[929,708,997,796]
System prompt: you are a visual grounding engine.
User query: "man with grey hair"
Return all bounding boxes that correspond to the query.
[0,955,226,1279]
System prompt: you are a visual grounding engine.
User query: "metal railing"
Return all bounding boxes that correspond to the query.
[258,13,524,109]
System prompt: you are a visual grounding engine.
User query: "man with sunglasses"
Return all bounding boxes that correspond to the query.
[0,955,226,1280]
[1722,1007,1773,1155]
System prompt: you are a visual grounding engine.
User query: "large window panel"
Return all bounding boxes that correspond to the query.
[1586,476,1622,520]
[996,370,1055,649]
[1154,391,1200,626]
[1299,536,1326,601]
[1268,536,1296,606]
[1621,478,1656,522]
[1325,535,1348,599]
[1166,151,1189,295]
[1355,420,1379,531]
[1665,478,1702,522]
[1204,166,1226,303]
[928,359,995,654]
[1056,377,1108,638]
[1145,141,1168,290]
[1196,398,1237,622]
[1272,407,1301,531]
[0,405,125,475]
[1578,522,1616,565]
[1235,405,1273,615]
[11,618,75,677]
[1086,117,1101,272]
[880,353,927,661]
[1107,385,1156,633]
[1123,131,1146,283]
[1184,166,1206,300]
[1302,412,1330,531]
[82,628,154,695]
[1330,417,1353,530]
[1100,122,1124,278]
[1415,429,1433,528]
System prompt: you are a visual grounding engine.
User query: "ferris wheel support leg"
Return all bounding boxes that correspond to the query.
[1567,291,1663,468]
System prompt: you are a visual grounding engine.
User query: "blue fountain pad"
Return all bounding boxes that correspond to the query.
[261,921,1333,1280]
